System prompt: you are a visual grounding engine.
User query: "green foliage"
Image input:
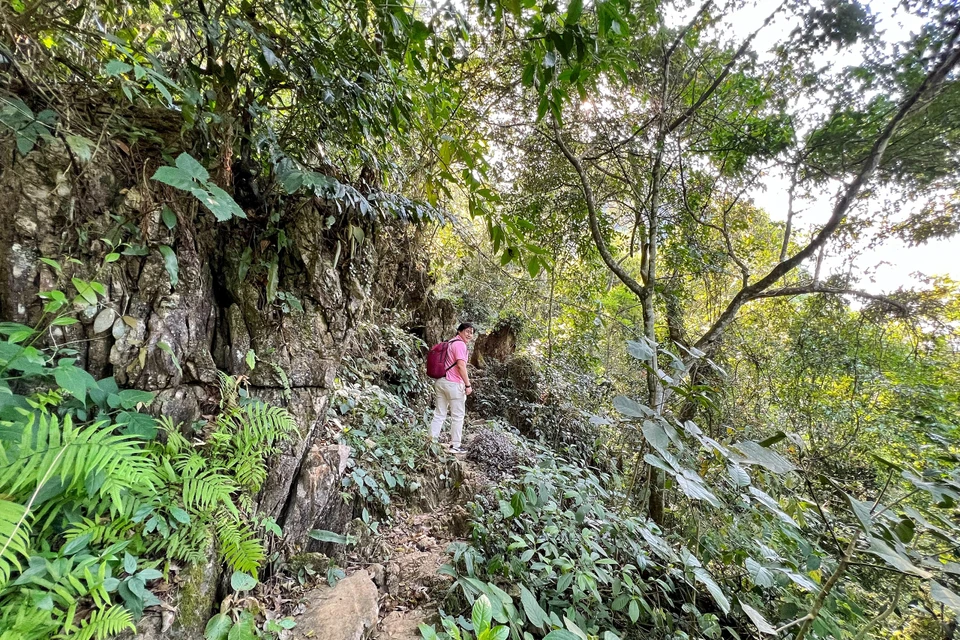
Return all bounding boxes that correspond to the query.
[420,595,511,640]
[0,97,57,156]
[0,278,298,637]
[152,153,247,222]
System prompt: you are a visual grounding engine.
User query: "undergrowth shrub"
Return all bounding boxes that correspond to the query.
[329,321,445,528]
[0,278,297,639]
[437,388,960,640]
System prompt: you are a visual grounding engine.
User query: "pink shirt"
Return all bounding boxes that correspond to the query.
[445,338,468,383]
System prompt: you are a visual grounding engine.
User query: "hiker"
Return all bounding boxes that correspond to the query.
[429,322,474,453]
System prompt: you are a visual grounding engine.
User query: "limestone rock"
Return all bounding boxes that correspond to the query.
[294,571,379,640]
[377,610,430,640]
[280,442,352,547]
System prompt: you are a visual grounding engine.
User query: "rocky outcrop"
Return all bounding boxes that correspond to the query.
[281,443,353,548]
[0,134,454,630]
[294,571,379,640]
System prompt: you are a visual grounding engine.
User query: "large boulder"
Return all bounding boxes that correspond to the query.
[294,571,379,640]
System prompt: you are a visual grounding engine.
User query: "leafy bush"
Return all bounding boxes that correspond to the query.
[0,277,298,638]
[440,379,960,640]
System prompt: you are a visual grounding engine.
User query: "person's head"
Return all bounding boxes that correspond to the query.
[457,322,475,341]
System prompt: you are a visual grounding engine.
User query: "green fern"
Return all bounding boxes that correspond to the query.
[71,605,135,640]
[0,499,30,585]
[216,515,264,575]
[181,469,238,513]
[161,521,211,565]
[0,412,154,503]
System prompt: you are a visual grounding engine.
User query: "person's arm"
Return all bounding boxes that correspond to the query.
[455,359,472,395]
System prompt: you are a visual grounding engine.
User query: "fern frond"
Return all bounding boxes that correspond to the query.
[62,515,134,547]
[182,470,237,513]
[71,605,135,640]
[159,521,211,565]
[0,413,153,503]
[216,516,264,575]
[0,498,31,585]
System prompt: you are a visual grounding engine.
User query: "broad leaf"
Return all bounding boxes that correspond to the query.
[740,602,777,635]
[731,441,797,474]
[205,614,233,640]
[865,538,931,578]
[158,245,179,287]
[931,581,960,614]
[230,570,258,591]
[175,152,209,182]
[693,567,730,614]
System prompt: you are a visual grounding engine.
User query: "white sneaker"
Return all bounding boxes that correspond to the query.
[450,446,466,454]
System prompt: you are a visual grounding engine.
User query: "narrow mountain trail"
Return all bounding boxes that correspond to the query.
[292,425,497,640]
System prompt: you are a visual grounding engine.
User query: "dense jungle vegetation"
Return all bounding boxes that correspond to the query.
[1,0,959,639]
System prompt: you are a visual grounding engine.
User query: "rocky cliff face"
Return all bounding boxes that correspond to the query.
[0,135,455,550]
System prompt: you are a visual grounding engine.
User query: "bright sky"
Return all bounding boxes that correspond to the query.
[713,0,959,293]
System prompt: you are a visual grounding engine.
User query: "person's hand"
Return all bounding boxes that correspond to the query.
[465,385,473,396]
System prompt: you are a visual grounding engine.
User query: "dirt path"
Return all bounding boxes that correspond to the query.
[371,452,490,640]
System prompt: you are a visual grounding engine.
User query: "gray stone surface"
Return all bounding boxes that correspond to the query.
[295,571,379,640]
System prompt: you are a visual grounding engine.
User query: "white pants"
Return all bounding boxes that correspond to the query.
[429,378,466,448]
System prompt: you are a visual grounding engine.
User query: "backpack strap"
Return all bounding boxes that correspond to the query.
[444,337,463,372]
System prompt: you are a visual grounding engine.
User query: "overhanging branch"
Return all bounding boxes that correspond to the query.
[693,25,960,354]
[753,285,908,314]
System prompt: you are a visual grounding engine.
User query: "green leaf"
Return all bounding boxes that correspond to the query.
[542,631,580,640]
[104,60,133,76]
[230,570,258,592]
[931,581,960,615]
[612,396,652,418]
[519,584,548,630]
[170,506,191,524]
[745,558,775,588]
[473,594,493,636]
[628,599,639,623]
[865,538,931,577]
[54,363,97,402]
[123,552,138,575]
[65,135,95,162]
[158,245,178,287]
[309,529,355,544]
[625,339,655,361]
[728,464,751,487]
[245,349,256,370]
[227,612,257,640]
[731,440,797,474]
[175,152,209,183]
[565,0,583,24]
[151,166,195,190]
[266,259,279,304]
[419,624,440,640]
[846,493,874,534]
[117,389,156,409]
[641,420,671,456]
[740,603,776,635]
[161,206,177,229]
[693,567,730,614]
[203,185,247,221]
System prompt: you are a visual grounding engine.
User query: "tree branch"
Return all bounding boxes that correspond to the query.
[551,121,647,300]
[693,28,960,354]
[752,284,907,314]
[667,1,787,134]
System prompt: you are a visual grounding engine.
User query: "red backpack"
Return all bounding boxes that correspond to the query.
[426,338,459,379]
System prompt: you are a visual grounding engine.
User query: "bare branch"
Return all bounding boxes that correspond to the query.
[667,1,787,134]
[551,121,647,300]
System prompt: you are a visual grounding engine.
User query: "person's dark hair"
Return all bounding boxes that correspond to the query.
[457,322,474,333]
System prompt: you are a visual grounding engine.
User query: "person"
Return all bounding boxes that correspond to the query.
[429,322,474,453]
